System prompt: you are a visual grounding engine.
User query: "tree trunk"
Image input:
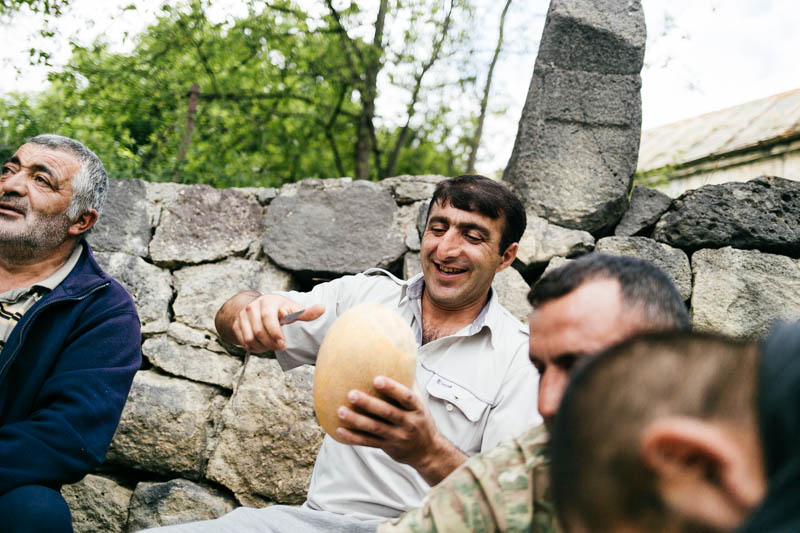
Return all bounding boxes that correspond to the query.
[467,0,512,174]
[382,0,456,179]
[356,0,389,180]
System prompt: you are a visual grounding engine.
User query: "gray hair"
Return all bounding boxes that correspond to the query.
[27,134,108,219]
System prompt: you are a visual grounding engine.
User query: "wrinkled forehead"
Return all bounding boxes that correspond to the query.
[13,143,81,181]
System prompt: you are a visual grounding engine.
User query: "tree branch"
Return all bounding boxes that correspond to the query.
[468,0,512,173]
[382,0,456,178]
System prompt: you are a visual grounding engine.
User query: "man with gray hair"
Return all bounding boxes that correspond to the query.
[0,134,141,532]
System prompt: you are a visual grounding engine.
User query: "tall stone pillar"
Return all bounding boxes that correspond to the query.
[503,0,646,234]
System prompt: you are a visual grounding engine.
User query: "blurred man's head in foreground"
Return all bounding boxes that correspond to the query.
[551,323,800,533]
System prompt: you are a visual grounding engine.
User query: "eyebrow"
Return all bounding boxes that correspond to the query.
[428,215,492,239]
[2,156,56,180]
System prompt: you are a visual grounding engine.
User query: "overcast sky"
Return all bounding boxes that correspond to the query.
[2,0,799,174]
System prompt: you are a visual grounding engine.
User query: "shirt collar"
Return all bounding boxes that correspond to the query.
[401,273,501,349]
[0,243,83,303]
[34,242,84,291]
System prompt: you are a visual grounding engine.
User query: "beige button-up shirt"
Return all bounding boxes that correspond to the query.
[275,269,540,521]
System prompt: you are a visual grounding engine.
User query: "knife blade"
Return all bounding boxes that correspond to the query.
[279,309,306,326]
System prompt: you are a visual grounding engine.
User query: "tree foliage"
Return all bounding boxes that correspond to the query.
[0,0,70,16]
[0,0,507,187]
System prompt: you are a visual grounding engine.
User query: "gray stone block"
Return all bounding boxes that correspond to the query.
[691,247,800,338]
[206,357,323,506]
[654,177,800,255]
[172,257,293,335]
[614,186,672,237]
[263,180,406,275]
[62,474,132,533]
[233,186,278,205]
[88,178,151,257]
[516,213,595,267]
[403,251,422,280]
[380,175,446,204]
[126,479,235,531]
[596,236,692,301]
[492,267,531,323]
[537,65,642,125]
[150,184,264,266]
[542,256,573,277]
[142,335,242,390]
[167,322,229,354]
[107,371,225,478]
[395,201,426,252]
[536,0,646,74]
[95,251,173,335]
[503,0,645,233]
[505,118,639,233]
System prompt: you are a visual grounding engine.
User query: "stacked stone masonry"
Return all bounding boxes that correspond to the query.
[62,174,800,531]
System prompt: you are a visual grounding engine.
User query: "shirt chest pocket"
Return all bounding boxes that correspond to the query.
[426,375,490,454]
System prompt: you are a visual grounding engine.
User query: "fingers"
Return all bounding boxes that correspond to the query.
[233,294,319,353]
[299,304,325,322]
[373,376,419,411]
[345,390,405,426]
[335,425,384,448]
[337,403,397,439]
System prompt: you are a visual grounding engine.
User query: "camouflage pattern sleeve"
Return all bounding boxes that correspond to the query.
[377,424,559,533]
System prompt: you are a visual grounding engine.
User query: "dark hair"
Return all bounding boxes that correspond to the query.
[426,175,526,254]
[529,253,691,331]
[551,331,758,531]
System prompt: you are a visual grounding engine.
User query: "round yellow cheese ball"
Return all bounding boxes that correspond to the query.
[313,302,417,442]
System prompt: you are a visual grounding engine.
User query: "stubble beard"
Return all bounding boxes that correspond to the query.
[0,207,72,262]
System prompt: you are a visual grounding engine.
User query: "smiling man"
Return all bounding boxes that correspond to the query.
[152,175,537,532]
[0,135,141,533]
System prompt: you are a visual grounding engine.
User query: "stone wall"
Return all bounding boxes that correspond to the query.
[56,1,800,529]
[61,173,800,531]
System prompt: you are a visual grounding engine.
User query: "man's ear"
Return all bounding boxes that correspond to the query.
[640,416,764,531]
[496,242,518,273]
[67,209,98,237]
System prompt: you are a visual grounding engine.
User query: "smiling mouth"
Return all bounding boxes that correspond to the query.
[435,262,467,275]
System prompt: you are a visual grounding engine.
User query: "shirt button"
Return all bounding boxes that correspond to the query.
[446,403,454,412]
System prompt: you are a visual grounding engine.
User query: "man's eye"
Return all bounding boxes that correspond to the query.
[465,233,483,243]
[1,166,11,175]
[35,175,49,184]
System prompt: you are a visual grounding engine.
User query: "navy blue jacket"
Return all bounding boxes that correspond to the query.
[0,243,141,494]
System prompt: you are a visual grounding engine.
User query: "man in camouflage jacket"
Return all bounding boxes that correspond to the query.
[379,253,691,533]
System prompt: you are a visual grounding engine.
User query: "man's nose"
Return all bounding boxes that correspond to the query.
[437,229,461,257]
[537,370,565,421]
[0,170,27,195]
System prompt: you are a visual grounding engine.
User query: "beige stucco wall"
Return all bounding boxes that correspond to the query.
[654,149,800,197]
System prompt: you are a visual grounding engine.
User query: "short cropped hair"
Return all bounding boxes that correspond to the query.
[27,134,108,219]
[427,175,526,254]
[550,332,759,532]
[529,253,691,332]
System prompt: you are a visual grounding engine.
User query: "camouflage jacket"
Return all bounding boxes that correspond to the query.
[377,424,559,533]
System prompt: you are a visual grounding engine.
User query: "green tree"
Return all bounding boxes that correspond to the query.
[0,0,69,16]
[0,0,493,186]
